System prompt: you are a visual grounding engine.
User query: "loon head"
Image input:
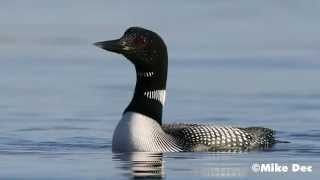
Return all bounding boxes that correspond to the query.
[94,27,168,73]
[94,27,168,123]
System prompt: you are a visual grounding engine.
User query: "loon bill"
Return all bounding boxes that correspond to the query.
[94,27,280,152]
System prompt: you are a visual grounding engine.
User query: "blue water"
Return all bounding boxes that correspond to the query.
[1,1,320,179]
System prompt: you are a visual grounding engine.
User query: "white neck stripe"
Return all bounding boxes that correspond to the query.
[143,90,166,105]
[137,71,154,78]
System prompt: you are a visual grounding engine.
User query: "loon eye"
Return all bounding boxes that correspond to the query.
[133,36,147,46]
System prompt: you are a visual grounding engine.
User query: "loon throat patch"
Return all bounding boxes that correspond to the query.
[143,90,166,105]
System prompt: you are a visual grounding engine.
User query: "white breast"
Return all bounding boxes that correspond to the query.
[112,112,181,152]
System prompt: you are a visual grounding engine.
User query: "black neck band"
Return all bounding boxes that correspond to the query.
[124,66,167,124]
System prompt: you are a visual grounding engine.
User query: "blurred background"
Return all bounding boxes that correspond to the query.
[0,0,319,179]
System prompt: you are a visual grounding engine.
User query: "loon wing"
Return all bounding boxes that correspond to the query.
[162,123,275,152]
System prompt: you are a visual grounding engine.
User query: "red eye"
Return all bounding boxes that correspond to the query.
[134,36,147,45]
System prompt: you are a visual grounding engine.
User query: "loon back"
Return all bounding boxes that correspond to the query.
[94,27,277,152]
[163,124,275,152]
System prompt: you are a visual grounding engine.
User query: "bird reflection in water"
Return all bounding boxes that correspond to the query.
[113,152,164,179]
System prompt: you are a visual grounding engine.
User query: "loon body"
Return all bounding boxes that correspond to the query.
[94,27,276,152]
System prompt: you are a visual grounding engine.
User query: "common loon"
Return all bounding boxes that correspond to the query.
[94,27,277,152]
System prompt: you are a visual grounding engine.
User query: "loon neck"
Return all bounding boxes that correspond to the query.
[124,64,167,125]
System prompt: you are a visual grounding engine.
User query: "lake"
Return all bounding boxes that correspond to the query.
[0,0,319,179]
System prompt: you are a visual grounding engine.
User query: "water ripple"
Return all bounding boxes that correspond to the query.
[16,126,89,132]
[0,136,111,155]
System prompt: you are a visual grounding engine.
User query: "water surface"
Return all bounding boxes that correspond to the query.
[0,0,320,179]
